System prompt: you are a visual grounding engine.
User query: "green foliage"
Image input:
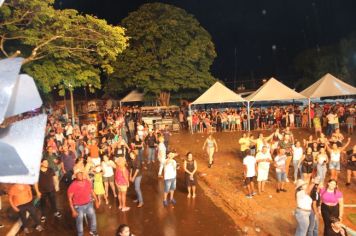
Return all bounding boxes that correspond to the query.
[106,3,217,102]
[0,0,128,93]
[294,34,356,89]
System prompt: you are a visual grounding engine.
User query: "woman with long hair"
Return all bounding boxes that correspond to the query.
[202,133,218,168]
[298,147,314,183]
[184,152,197,198]
[101,155,117,204]
[115,158,130,212]
[116,224,134,236]
[317,148,329,187]
[292,141,303,182]
[320,179,344,236]
[326,138,351,180]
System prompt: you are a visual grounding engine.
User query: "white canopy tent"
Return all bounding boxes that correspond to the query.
[191,81,245,105]
[301,73,356,98]
[245,77,306,130]
[246,77,306,102]
[300,73,356,127]
[120,90,144,106]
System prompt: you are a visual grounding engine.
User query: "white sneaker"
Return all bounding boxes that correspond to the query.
[35,225,44,232]
[286,178,290,183]
[121,207,130,212]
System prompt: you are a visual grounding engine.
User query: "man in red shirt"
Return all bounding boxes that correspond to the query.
[68,170,100,236]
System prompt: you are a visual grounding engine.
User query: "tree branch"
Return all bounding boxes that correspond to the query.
[0,35,9,57]
[22,35,63,64]
[0,10,33,27]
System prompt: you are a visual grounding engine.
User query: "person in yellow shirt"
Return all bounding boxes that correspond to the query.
[239,133,251,157]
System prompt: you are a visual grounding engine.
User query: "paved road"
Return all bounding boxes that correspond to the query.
[3,163,239,236]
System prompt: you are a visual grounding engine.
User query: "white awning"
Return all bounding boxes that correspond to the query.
[191,82,245,105]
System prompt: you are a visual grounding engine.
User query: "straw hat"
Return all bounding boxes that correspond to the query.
[295,179,307,189]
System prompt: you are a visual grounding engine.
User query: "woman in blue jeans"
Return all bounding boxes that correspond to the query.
[316,148,329,186]
[129,152,144,208]
[294,179,312,236]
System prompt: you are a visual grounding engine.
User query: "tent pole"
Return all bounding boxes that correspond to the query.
[188,104,192,134]
[308,98,311,129]
[247,101,250,132]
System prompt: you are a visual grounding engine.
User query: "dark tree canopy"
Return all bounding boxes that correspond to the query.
[106,3,217,105]
[0,0,128,94]
[294,34,356,89]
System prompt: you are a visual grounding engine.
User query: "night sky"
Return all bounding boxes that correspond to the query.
[57,0,356,88]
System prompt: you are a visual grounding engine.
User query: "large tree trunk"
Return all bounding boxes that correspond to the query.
[158,91,170,106]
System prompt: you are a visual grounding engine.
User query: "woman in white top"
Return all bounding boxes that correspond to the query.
[292,141,304,183]
[294,179,313,236]
[157,136,166,164]
[202,134,218,168]
[326,137,351,181]
[102,155,117,204]
[316,148,329,186]
[236,113,242,131]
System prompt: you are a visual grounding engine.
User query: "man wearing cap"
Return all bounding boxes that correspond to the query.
[158,151,178,207]
[35,159,62,223]
[307,177,321,236]
[67,170,100,236]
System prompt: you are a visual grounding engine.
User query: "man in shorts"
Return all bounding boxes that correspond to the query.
[158,151,178,207]
[274,148,288,193]
[243,149,257,198]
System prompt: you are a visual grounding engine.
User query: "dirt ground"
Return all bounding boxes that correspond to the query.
[170,128,356,236]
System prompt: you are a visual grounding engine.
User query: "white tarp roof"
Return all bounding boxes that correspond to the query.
[191,81,245,105]
[301,73,356,98]
[246,77,306,102]
[120,90,144,102]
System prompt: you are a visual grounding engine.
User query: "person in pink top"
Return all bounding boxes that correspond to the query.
[320,179,344,235]
[115,158,130,212]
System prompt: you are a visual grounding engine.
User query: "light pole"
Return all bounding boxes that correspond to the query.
[68,83,75,126]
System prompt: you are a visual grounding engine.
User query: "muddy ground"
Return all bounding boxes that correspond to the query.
[170,128,356,236]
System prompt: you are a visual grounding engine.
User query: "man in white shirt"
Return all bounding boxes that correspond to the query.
[243,149,257,198]
[326,111,337,136]
[255,146,272,194]
[158,151,178,207]
[64,122,73,137]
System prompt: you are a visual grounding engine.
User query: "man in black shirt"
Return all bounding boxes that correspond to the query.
[35,159,62,222]
[129,152,143,208]
[346,145,356,186]
[307,177,321,236]
[145,130,157,163]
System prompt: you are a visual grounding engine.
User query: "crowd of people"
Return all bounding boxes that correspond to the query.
[186,102,355,134]
[0,105,199,235]
[0,101,354,235]
[239,123,355,235]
